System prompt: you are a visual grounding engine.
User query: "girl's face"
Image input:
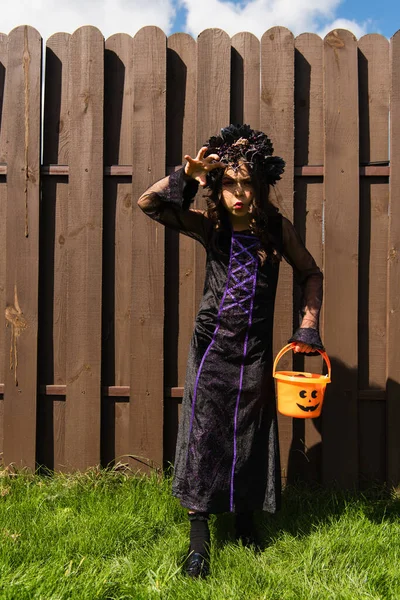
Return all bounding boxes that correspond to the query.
[220,162,254,217]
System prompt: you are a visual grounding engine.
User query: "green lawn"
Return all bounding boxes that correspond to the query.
[0,467,399,599]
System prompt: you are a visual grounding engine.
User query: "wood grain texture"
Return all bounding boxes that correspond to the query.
[130,26,166,472]
[358,35,389,392]
[3,26,42,469]
[261,27,295,481]
[297,33,324,476]
[195,29,231,310]
[261,27,295,358]
[197,29,230,143]
[387,30,400,486]
[64,26,104,470]
[166,33,197,388]
[322,29,359,487]
[292,33,324,483]
[39,32,71,469]
[294,34,323,167]
[231,32,260,128]
[103,33,134,464]
[0,33,7,458]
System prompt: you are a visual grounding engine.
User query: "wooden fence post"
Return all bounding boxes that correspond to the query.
[387,30,400,486]
[165,32,197,391]
[231,32,260,128]
[292,33,324,483]
[64,26,104,470]
[0,32,8,459]
[3,26,42,469]
[261,26,295,481]
[102,33,134,465]
[357,34,389,483]
[322,30,359,487]
[130,27,166,472]
[38,32,71,470]
[196,29,231,307]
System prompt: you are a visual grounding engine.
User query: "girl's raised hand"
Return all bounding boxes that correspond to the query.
[184,146,225,187]
[293,342,315,354]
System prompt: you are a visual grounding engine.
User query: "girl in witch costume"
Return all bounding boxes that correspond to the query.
[138,125,324,577]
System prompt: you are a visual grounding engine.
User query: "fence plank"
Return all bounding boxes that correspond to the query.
[166,33,197,389]
[387,30,400,486]
[294,33,323,167]
[323,29,359,486]
[163,33,197,465]
[358,35,389,394]
[3,26,42,469]
[261,27,295,481]
[103,33,133,465]
[64,26,104,470]
[195,29,231,309]
[0,32,7,457]
[38,32,71,470]
[292,33,324,483]
[197,29,230,143]
[231,32,260,128]
[130,26,166,472]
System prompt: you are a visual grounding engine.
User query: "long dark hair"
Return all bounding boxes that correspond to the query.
[204,166,282,265]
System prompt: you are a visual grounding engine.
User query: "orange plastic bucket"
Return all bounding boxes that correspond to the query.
[273,343,331,418]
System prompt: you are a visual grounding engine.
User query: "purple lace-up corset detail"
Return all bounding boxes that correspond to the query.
[221,233,258,320]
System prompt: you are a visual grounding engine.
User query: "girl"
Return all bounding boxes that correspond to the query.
[138,125,324,578]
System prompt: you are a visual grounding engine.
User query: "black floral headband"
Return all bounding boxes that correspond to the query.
[204,124,285,187]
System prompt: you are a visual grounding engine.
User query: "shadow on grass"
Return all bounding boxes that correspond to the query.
[212,483,400,551]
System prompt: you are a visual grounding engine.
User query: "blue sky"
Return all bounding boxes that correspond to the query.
[336,0,399,38]
[173,0,399,38]
[174,0,399,39]
[174,0,399,40]
[0,0,398,41]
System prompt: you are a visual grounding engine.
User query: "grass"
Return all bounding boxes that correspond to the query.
[0,467,399,599]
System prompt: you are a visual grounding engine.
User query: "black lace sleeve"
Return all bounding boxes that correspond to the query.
[282,217,324,351]
[137,168,212,248]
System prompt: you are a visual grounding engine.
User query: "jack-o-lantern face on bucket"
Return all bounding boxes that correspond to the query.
[296,389,319,413]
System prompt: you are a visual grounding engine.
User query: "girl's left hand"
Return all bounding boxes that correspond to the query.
[293,342,314,353]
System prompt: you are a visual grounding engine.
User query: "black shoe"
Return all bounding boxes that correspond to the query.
[184,551,210,578]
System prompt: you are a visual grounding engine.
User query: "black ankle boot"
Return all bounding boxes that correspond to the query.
[185,512,210,578]
[185,551,210,578]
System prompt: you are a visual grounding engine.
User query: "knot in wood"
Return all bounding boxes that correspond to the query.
[5,305,28,333]
[326,32,345,49]
[80,91,90,113]
[388,247,398,262]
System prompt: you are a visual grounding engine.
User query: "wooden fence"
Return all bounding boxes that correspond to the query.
[0,24,399,488]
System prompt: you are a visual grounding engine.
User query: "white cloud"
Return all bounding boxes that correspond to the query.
[181,0,368,39]
[0,0,176,41]
[0,0,372,42]
[317,18,369,39]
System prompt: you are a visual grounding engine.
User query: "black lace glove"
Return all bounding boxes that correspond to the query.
[158,167,200,209]
[288,327,325,357]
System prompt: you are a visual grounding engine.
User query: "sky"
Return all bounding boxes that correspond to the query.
[0,0,398,42]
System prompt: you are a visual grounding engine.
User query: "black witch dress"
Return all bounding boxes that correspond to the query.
[138,168,323,515]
